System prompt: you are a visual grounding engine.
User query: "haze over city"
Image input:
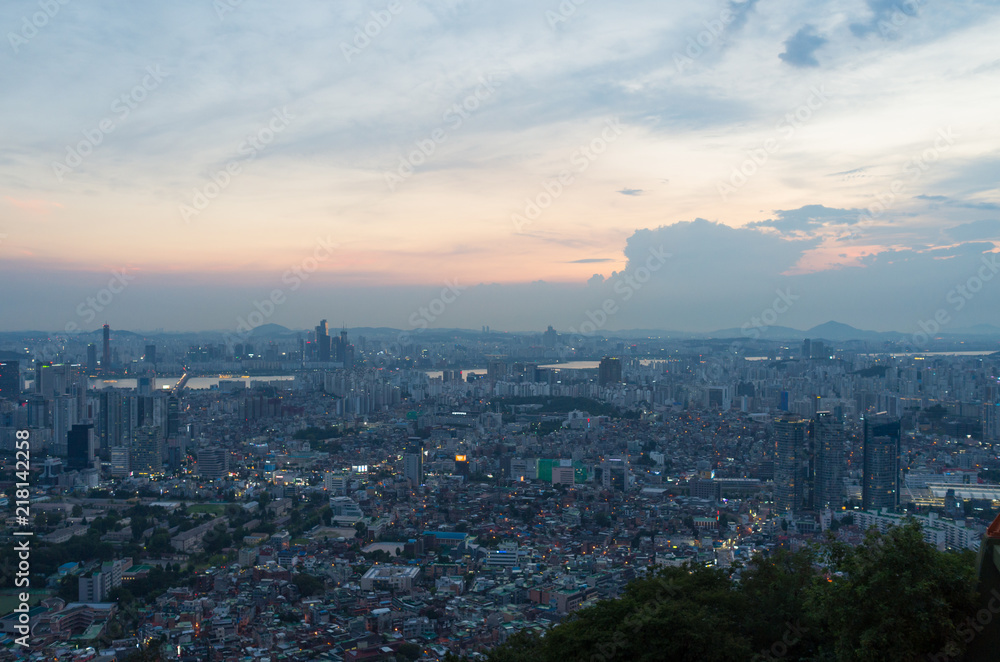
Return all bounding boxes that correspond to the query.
[2,0,1000,334]
[10,3,1000,661]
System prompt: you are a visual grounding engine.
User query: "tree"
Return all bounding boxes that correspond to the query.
[292,573,325,598]
[202,525,232,555]
[57,575,78,602]
[71,504,83,518]
[737,548,822,657]
[480,522,980,662]
[812,520,977,661]
[396,642,421,661]
[146,529,173,556]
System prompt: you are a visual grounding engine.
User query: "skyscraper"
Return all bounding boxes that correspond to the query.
[862,415,901,511]
[315,320,332,361]
[542,325,558,347]
[98,389,125,455]
[52,394,77,457]
[102,324,111,370]
[144,344,156,365]
[196,447,229,479]
[0,359,19,401]
[110,446,130,477]
[774,416,809,512]
[131,425,162,476]
[598,357,622,386]
[984,381,1000,446]
[403,439,423,487]
[67,423,95,470]
[813,411,846,510]
[86,344,97,372]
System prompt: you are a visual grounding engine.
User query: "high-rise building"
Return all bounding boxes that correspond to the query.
[102,324,111,370]
[601,454,628,491]
[984,382,1000,446]
[67,423,95,470]
[543,325,558,347]
[144,344,156,365]
[98,389,125,455]
[111,446,130,477]
[166,395,180,437]
[86,344,97,372]
[27,394,48,429]
[487,360,508,382]
[35,363,85,399]
[774,416,809,512]
[196,447,229,479]
[324,471,349,495]
[403,439,423,487]
[52,394,77,457]
[0,359,19,401]
[706,386,732,410]
[598,357,622,386]
[316,320,331,362]
[131,425,162,476]
[862,415,901,511]
[813,411,846,510]
[136,372,157,397]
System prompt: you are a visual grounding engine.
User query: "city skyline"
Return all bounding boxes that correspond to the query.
[3,1,1000,332]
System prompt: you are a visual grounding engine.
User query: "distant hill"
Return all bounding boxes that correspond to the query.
[706,325,805,340]
[247,324,293,338]
[803,321,900,342]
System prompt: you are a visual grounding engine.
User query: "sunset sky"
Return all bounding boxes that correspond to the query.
[2,0,1000,335]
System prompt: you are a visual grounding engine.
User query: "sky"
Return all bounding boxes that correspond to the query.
[2,0,1000,337]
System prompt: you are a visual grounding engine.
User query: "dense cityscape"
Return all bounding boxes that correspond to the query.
[3,322,1000,660]
[5,1,1000,660]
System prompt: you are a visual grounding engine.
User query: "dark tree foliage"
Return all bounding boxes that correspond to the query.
[479,521,979,662]
[292,572,325,598]
[812,521,977,661]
